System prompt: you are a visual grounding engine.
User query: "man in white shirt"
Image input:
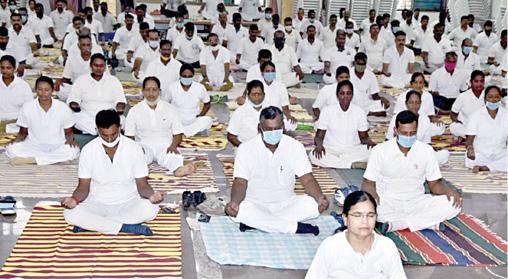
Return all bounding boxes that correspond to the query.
[0,0,10,28]
[198,0,222,20]
[312,66,350,119]
[323,30,356,84]
[111,13,136,61]
[413,15,430,53]
[292,8,304,34]
[0,26,25,76]
[212,12,247,65]
[381,31,415,88]
[448,15,476,47]
[134,5,155,29]
[238,0,261,21]
[260,13,283,45]
[225,106,329,235]
[487,30,507,75]
[50,0,73,41]
[6,76,80,165]
[63,109,163,236]
[236,24,264,71]
[125,76,197,177]
[344,21,360,51]
[200,33,232,91]
[362,110,462,232]
[265,30,304,87]
[429,51,470,112]
[359,23,386,73]
[283,17,301,51]
[165,13,185,44]
[319,14,338,49]
[300,10,323,38]
[132,29,160,81]
[94,2,117,35]
[124,22,149,69]
[144,40,182,100]
[173,22,205,68]
[297,25,324,74]
[28,3,58,47]
[473,20,498,62]
[67,53,126,135]
[65,27,103,61]
[245,49,282,83]
[457,38,481,74]
[83,6,104,42]
[399,10,417,47]
[421,23,451,73]
[337,10,357,31]
[359,9,376,41]
[0,55,33,123]
[257,8,273,36]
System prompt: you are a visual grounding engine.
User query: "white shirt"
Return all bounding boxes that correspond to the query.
[421,36,452,65]
[284,29,301,50]
[413,26,430,49]
[0,43,25,64]
[165,81,210,125]
[135,17,155,29]
[448,26,476,47]
[451,89,485,124]
[144,58,182,97]
[296,38,324,65]
[262,80,289,109]
[245,63,282,83]
[224,26,248,53]
[93,12,117,33]
[323,47,356,74]
[466,106,508,157]
[359,37,386,69]
[300,19,324,37]
[457,51,481,72]
[28,15,54,40]
[62,54,92,82]
[382,46,415,77]
[78,136,148,205]
[239,0,261,21]
[67,74,126,115]
[201,0,221,19]
[350,69,380,110]
[17,98,74,145]
[312,83,337,110]
[125,100,184,145]
[8,26,37,62]
[429,67,469,98]
[127,33,146,52]
[400,21,417,44]
[345,33,361,50]
[174,35,205,63]
[85,18,104,35]
[360,18,376,38]
[166,27,185,44]
[386,112,433,143]
[199,46,230,79]
[67,41,102,58]
[265,45,299,74]
[227,103,261,143]
[234,134,312,203]
[260,25,283,45]
[364,138,442,200]
[211,23,241,50]
[134,44,160,73]
[0,7,11,27]
[112,26,136,52]
[0,77,33,120]
[316,103,368,151]
[319,25,338,48]
[237,37,265,66]
[306,231,406,279]
[487,43,506,64]
[473,32,499,58]
[337,18,358,30]
[394,90,434,117]
[50,10,73,40]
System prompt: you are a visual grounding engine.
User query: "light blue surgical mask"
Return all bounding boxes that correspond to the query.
[392,26,401,33]
[265,14,272,20]
[176,21,184,28]
[180,77,193,85]
[263,72,276,82]
[486,101,500,110]
[397,134,417,148]
[262,129,283,145]
[463,46,473,55]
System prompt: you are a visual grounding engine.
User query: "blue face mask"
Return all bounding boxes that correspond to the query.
[392,26,401,33]
[180,77,193,86]
[486,101,500,110]
[397,134,417,148]
[263,72,276,82]
[463,46,473,55]
[176,21,184,28]
[262,129,283,145]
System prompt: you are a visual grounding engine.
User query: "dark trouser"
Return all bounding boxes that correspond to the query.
[433,95,456,111]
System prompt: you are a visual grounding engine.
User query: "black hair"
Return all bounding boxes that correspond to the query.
[284,17,292,23]
[335,65,349,77]
[306,24,316,32]
[421,15,429,21]
[258,49,272,60]
[0,26,8,37]
[394,30,406,38]
[382,13,390,19]
[329,14,337,20]
[484,20,493,27]
[124,13,134,20]
[35,75,54,89]
[10,13,21,19]
[179,63,194,75]
[460,15,468,22]
[335,191,377,232]
[259,106,282,123]
[96,109,120,129]
[445,51,457,59]
[246,80,264,94]
[410,72,428,87]
[484,85,501,100]
[434,22,445,29]
[354,52,367,62]
[395,110,418,128]
[160,39,171,48]
[184,21,194,31]
[369,23,379,31]
[390,19,400,27]
[249,24,258,31]
[405,90,422,103]
[139,22,149,30]
[501,29,507,38]
[148,29,159,36]
[207,32,218,40]
[142,76,161,89]
[72,16,84,23]
[336,80,354,96]
[90,53,106,65]
[0,55,16,68]
[470,70,485,82]
[232,12,241,21]
[260,61,275,72]
[307,9,315,16]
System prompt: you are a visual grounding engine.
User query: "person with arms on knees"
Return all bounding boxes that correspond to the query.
[465,85,507,173]
[456,38,480,74]
[312,66,350,120]
[358,23,387,74]
[309,80,375,169]
[487,29,507,76]
[322,30,356,84]
[63,109,163,236]
[386,91,449,165]
[225,106,329,235]
[421,23,452,74]
[381,31,415,88]
[173,22,205,68]
[236,24,264,71]
[362,110,462,233]
[296,24,325,74]
[429,51,469,113]
[125,76,196,177]
[199,33,233,91]
[67,53,126,135]
[394,73,435,119]
[132,29,160,81]
[265,30,304,87]
[6,76,79,165]
[164,64,212,137]
[306,191,406,279]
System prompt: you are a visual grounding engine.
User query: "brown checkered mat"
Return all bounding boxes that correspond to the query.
[216,155,339,195]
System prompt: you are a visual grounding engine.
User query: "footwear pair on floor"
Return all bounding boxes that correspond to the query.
[0,196,16,215]
[182,190,206,209]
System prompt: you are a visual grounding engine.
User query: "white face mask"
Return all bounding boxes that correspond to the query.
[284,26,292,32]
[145,96,160,106]
[100,135,120,148]
[211,44,219,51]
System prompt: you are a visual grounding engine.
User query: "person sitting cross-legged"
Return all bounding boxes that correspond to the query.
[225,106,329,235]
[63,109,164,236]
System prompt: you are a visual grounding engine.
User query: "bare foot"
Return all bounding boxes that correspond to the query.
[289,96,299,105]
[174,162,197,177]
[472,166,480,173]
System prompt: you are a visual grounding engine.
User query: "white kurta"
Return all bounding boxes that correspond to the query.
[350,69,384,113]
[429,68,469,99]
[322,47,356,84]
[174,35,205,64]
[450,89,485,137]
[199,46,231,86]
[236,37,265,70]
[394,90,435,117]
[144,58,182,99]
[0,76,33,121]
[359,37,386,72]
[265,45,301,87]
[381,46,415,88]
[296,38,325,73]
[112,26,137,60]
[227,103,261,143]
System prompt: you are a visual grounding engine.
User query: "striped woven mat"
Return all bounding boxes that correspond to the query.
[291,131,315,150]
[226,102,314,122]
[0,133,16,147]
[0,205,183,279]
[440,155,508,194]
[216,155,339,195]
[387,213,507,266]
[179,123,228,151]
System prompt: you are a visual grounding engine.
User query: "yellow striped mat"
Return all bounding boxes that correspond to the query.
[179,123,228,151]
[441,155,508,194]
[0,205,182,279]
[0,133,16,146]
[216,155,339,195]
[226,102,314,122]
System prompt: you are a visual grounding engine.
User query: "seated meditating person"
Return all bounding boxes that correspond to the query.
[62,109,163,236]
[421,23,452,74]
[6,76,80,165]
[296,24,325,74]
[450,70,486,140]
[394,73,435,117]
[265,30,304,87]
[125,77,196,177]
[67,53,127,135]
[322,30,356,85]
[245,49,281,83]
[306,191,406,279]
[164,64,213,137]
[465,85,507,173]
[456,38,481,74]
[312,66,350,120]
[199,33,233,92]
[225,106,329,235]
[132,29,160,81]
[236,24,265,71]
[309,80,375,169]
[173,22,205,68]
[144,40,182,100]
[362,110,462,233]
[386,91,449,165]
[380,31,415,89]
[486,30,506,75]
[0,55,32,133]
[358,23,387,74]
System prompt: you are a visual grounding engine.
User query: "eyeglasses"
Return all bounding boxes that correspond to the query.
[348,212,377,219]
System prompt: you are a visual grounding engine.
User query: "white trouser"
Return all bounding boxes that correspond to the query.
[234,195,319,233]
[74,111,125,135]
[280,72,301,88]
[114,48,127,60]
[434,150,450,165]
[490,64,502,76]
[56,83,72,102]
[5,123,20,133]
[429,122,446,137]
[377,194,461,232]
[238,60,255,71]
[182,116,213,137]
[207,73,234,87]
[380,74,411,89]
[283,118,297,132]
[424,62,443,73]
[140,142,183,174]
[41,36,56,46]
[322,74,336,85]
[449,122,466,138]
[64,196,159,235]
[6,141,80,165]
[124,56,134,69]
[354,99,386,114]
[465,150,507,172]
[309,144,370,169]
[300,62,324,74]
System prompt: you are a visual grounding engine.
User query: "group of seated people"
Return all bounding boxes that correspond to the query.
[0,1,507,277]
